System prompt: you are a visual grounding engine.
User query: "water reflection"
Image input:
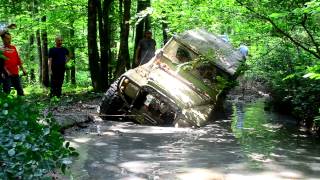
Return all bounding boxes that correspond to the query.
[65,99,320,179]
[229,99,320,179]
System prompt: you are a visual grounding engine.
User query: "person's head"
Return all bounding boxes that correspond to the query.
[55,36,63,47]
[144,31,152,39]
[1,32,11,46]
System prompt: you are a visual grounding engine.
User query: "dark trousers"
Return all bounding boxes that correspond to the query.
[3,75,24,96]
[50,65,65,97]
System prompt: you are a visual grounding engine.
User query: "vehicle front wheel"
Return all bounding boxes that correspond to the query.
[98,79,124,115]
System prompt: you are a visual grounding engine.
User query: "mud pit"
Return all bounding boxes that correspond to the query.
[54,83,320,180]
[60,98,320,180]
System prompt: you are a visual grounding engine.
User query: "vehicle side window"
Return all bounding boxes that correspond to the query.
[176,47,192,63]
[163,39,197,64]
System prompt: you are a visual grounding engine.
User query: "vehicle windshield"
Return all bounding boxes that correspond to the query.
[163,39,198,64]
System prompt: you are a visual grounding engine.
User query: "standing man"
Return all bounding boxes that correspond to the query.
[48,36,69,98]
[135,31,156,66]
[1,32,27,96]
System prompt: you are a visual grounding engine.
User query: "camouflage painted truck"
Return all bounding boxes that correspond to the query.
[98,29,245,127]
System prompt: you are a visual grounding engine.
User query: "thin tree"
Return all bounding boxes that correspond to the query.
[70,23,76,85]
[115,0,131,77]
[88,0,102,90]
[41,16,49,87]
[98,0,113,89]
[36,29,42,83]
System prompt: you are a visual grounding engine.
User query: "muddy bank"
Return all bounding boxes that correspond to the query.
[47,96,101,131]
[227,76,269,103]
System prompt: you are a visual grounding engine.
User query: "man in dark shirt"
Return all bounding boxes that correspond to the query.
[48,36,69,97]
[135,31,156,66]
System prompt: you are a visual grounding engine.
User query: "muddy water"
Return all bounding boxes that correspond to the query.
[64,99,320,180]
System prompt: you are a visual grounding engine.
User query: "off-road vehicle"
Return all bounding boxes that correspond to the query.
[98,29,244,127]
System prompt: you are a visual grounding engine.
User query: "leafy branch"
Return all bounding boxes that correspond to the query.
[235,0,320,60]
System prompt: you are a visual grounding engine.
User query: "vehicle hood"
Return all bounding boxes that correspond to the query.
[146,67,212,109]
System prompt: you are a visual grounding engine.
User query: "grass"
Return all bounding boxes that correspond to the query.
[4,83,103,111]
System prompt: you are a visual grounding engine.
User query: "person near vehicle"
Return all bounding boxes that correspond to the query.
[135,31,156,66]
[1,32,27,96]
[239,43,249,59]
[48,36,69,98]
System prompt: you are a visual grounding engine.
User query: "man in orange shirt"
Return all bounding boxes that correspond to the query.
[1,32,27,96]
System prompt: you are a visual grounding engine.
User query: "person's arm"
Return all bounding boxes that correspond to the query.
[65,48,70,64]
[16,47,27,76]
[4,66,11,76]
[65,55,70,64]
[48,57,52,75]
[19,64,27,76]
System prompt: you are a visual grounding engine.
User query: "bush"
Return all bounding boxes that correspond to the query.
[0,96,77,179]
[252,41,320,130]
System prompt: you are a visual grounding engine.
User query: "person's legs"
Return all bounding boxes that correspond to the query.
[50,74,58,97]
[56,68,65,97]
[50,65,65,98]
[11,76,24,96]
[2,75,12,94]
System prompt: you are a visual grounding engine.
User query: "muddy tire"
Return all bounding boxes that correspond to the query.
[98,79,124,115]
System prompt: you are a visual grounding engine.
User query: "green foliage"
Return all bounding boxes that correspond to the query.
[315,109,320,126]
[0,0,319,132]
[251,38,320,126]
[304,63,320,80]
[0,96,78,179]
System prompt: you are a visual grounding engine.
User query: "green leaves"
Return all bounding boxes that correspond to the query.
[0,97,77,178]
[269,12,288,19]
[304,64,320,80]
[8,149,16,157]
[303,72,320,79]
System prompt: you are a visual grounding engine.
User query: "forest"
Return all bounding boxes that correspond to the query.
[0,0,320,178]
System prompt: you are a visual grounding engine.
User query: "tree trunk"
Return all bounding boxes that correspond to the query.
[161,11,169,45]
[41,16,49,87]
[97,0,109,90]
[65,69,70,83]
[101,0,114,87]
[115,0,131,77]
[27,34,36,82]
[36,29,42,83]
[108,1,117,82]
[144,0,151,32]
[88,0,102,91]
[70,26,76,84]
[133,0,151,68]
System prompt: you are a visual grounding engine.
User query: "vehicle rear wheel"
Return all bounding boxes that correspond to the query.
[98,79,124,115]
